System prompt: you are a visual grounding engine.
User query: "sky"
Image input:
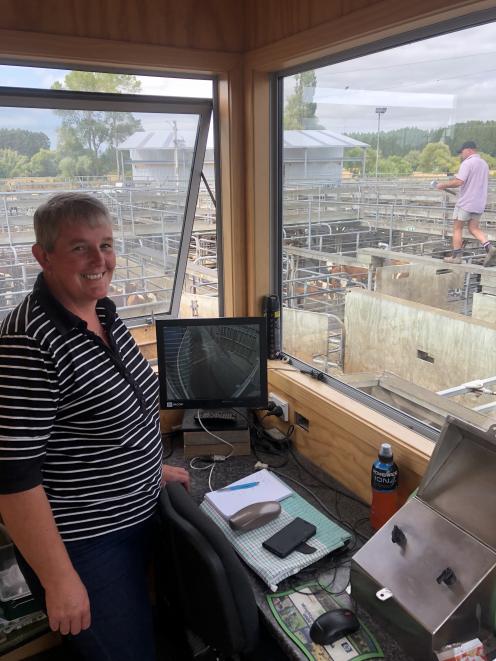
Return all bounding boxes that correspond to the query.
[0,65,212,97]
[0,66,212,148]
[284,20,496,135]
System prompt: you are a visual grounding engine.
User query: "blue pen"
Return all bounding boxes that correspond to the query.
[219,481,259,492]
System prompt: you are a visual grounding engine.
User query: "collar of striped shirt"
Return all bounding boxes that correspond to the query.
[33,272,117,335]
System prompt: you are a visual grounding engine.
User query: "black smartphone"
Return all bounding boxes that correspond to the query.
[262,517,316,558]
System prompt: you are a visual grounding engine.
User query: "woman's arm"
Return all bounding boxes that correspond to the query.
[162,464,190,490]
[0,485,91,635]
[0,332,89,633]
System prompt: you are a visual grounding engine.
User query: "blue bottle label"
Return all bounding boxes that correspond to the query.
[371,460,399,492]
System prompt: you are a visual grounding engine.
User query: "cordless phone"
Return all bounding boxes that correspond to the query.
[263,295,281,359]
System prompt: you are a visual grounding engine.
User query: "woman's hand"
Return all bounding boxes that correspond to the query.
[161,464,190,491]
[44,570,91,636]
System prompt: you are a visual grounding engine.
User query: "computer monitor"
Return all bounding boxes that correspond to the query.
[156,316,268,411]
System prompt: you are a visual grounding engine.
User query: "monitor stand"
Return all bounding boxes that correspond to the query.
[181,408,249,432]
[181,409,250,459]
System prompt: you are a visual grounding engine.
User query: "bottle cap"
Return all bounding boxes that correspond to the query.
[379,443,393,462]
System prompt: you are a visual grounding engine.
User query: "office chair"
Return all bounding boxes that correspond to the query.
[158,482,259,660]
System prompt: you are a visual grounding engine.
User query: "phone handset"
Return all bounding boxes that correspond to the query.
[263,295,281,359]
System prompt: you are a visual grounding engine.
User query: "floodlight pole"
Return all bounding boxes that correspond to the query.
[375,107,387,180]
[172,120,179,192]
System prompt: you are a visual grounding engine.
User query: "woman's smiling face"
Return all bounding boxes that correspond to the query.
[33,217,116,312]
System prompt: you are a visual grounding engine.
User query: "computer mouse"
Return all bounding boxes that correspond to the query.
[228,501,281,532]
[309,608,360,646]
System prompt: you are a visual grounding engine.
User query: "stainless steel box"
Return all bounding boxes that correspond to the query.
[351,417,496,660]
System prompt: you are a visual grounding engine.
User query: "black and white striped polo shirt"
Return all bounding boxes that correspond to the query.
[0,274,163,542]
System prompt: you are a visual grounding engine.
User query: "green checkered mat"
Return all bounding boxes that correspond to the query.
[200,489,351,590]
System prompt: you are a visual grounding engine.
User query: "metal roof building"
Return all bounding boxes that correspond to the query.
[118,129,368,185]
[283,130,369,182]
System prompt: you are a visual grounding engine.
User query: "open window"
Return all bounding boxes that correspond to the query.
[275,18,496,438]
[0,74,213,321]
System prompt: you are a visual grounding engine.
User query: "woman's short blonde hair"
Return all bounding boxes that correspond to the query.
[33,192,112,252]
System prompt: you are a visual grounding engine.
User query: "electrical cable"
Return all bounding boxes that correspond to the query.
[189,456,217,493]
[289,447,367,508]
[188,410,236,492]
[352,516,373,541]
[269,469,358,552]
[195,408,235,459]
[287,448,371,542]
[286,557,356,609]
[232,407,251,424]
[250,413,294,467]
[267,367,297,373]
[251,441,290,469]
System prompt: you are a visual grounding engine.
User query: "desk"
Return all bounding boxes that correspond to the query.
[165,438,417,661]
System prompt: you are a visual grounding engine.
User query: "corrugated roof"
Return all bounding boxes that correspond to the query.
[283,130,368,149]
[118,130,213,150]
[119,129,367,151]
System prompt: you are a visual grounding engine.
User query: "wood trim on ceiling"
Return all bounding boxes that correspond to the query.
[244,0,495,72]
[0,28,240,75]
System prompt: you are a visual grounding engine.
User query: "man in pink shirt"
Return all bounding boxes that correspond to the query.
[437,141,496,266]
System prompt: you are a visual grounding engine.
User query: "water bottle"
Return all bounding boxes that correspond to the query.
[370,443,399,530]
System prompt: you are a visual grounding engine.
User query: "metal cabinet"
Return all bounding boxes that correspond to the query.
[351,417,496,660]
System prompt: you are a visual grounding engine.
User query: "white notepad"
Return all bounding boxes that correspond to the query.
[204,468,292,519]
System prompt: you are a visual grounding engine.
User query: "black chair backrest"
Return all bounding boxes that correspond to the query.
[159,482,259,655]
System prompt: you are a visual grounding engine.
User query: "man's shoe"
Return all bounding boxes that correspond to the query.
[483,245,496,267]
[443,254,462,264]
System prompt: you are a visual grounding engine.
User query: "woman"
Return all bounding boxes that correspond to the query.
[0,193,189,660]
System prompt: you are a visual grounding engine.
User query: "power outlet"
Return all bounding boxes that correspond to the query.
[268,391,289,422]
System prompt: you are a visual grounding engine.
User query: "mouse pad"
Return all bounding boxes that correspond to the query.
[267,583,383,661]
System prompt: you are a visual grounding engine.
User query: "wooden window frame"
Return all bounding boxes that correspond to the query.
[243,1,495,500]
[1,1,494,500]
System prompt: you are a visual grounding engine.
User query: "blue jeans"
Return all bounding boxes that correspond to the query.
[15,519,156,661]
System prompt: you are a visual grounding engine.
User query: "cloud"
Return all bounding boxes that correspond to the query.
[137,76,212,98]
[286,21,496,132]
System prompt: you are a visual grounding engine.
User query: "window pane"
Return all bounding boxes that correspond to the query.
[0,65,213,98]
[0,81,214,320]
[280,21,496,431]
[179,122,218,319]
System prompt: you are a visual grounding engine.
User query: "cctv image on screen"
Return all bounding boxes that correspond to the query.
[162,323,263,404]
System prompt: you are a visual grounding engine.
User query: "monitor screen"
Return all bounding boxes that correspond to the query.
[156,317,268,410]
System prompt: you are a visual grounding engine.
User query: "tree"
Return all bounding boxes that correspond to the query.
[0,149,29,178]
[355,147,381,176]
[379,155,413,176]
[52,71,143,174]
[479,151,496,170]
[28,149,58,177]
[0,129,50,158]
[58,155,94,178]
[56,109,110,161]
[347,127,431,158]
[445,120,496,157]
[284,71,324,130]
[343,147,363,175]
[418,142,454,173]
[404,150,421,171]
[347,121,496,160]
[52,71,141,95]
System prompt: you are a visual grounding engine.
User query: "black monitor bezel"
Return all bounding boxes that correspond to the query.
[155,316,268,410]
